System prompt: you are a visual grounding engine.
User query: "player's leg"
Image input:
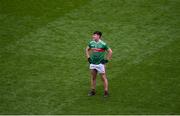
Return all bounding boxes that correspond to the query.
[88,69,97,96]
[97,64,109,97]
[100,73,109,97]
[91,69,97,90]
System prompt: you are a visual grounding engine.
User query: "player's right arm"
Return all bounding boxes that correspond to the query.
[86,46,92,64]
[85,46,91,59]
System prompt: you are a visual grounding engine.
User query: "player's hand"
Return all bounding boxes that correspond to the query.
[100,59,108,64]
[88,57,92,64]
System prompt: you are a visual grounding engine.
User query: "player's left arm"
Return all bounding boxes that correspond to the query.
[106,48,112,60]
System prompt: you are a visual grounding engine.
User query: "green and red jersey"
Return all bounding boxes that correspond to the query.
[88,39,110,64]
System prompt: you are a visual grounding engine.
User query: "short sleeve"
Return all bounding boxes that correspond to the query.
[104,43,110,50]
[88,42,91,48]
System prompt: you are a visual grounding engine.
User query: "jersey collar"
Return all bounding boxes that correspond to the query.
[94,39,102,43]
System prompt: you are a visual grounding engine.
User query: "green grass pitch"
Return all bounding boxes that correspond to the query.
[0,0,180,114]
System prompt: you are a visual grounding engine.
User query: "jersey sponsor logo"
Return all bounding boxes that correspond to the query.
[92,48,105,52]
[90,45,95,47]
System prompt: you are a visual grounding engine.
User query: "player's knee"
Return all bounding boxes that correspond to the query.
[101,74,107,81]
[92,76,96,80]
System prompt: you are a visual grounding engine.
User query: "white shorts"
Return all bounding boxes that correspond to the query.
[89,63,105,74]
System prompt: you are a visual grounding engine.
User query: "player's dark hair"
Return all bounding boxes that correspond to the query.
[93,31,102,37]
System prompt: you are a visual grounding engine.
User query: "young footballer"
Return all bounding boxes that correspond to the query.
[85,31,112,97]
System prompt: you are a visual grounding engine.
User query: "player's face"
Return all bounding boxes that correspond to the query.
[92,34,100,41]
